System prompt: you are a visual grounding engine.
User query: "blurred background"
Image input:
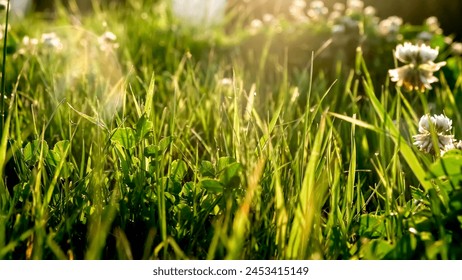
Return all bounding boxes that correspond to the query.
[12,0,462,39]
[228,0,462,39]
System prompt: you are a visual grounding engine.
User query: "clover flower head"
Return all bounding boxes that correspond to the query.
[307,1,328,21]
[346,0,364,14]
[99,31,117,43]
[41,32,63,50]
[333,3,345,12]
[457,140,462,151]
[451,42,462,56]
[395,42,439,64]
[219,78,233,86]
[364,6,376,17]
[413,114,455,155]
[23,36,39,47]
[0,0,8,11]
[289,0,309,23]
[388,42,446,92]
[417,31,433,43]
[342,16,360,29]
[249,19,263,34]
[378,16,402,41]
[328,10,342,24]
[425,16,442,34]
[98,31,119,52]
[262,13,275,24]
[332,24,346,35]
[291,0,306,9]
[418,114,452,134]
[15,35,39,56]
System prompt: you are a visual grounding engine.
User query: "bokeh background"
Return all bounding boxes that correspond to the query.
[25,0,462,39]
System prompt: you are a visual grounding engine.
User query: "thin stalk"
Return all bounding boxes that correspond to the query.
[1,0,10,134]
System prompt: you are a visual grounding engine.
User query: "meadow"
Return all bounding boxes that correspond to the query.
[1,0,462,260]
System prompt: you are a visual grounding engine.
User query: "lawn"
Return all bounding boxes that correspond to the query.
[1,0,462,260]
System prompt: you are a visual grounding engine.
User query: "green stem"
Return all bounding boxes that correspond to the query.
[1,0,10,135]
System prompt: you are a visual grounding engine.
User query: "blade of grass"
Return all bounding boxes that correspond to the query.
[225,157,266,259]
[144,73,155,118]
[0,93,12,252]
[0,0,10,133]
[345,114,357,224]
[287,115,326,259]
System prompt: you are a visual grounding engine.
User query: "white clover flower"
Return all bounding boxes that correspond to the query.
[330,16,360,46]
[97,31,119,52]
[364,6,376,17]
[22,35,39,47]
[262,13,275,23]
[333,3,345,12]
[310,0,327,12]
[425,16,439,27]
[395,43,439,64]
[346,0,364,14]
[22,36,39,50]
[16,35,39,56]
[342,17,360,29]
[219,78,233,86]
[289,0,309,23]
[378,16,403,41]
[457,140,462,150]
[417,31,433,43]
[432,114,453,133]
[328,10,342,24]
[332,24,346,35]
[451,42,462,56]
[0,0,8,11]
[249,19,263,34]
[425,16,442,34]
[291,0,306,9]
[307,1,328,21]
[418,114,452,134]
[41,32,63,50]
[388,42,446,92]
[99,31,117,44]
[413,114,455,155]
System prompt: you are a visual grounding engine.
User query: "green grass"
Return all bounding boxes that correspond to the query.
[0,0,462,260]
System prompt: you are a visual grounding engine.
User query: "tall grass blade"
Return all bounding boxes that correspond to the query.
[287,115,326,259]
[0,0,10,134]
[225,158,266,259]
